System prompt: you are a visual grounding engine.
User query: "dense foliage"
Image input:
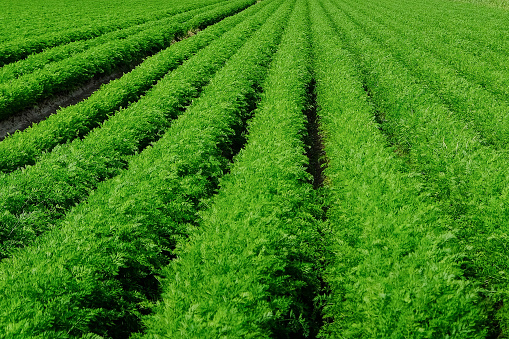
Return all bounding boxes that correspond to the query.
[0,0,508,337]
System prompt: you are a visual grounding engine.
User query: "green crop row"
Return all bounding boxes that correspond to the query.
[0,27,140,84]
[355,0,509,101]
[0,0,236,120]
[335,0,509,149]
[0,1,184,44]
[0,0,289,336]
[1,0,506,336]
[310,0,487,337]
[0,0,225,67]
[140,0,321,337]
[0,1,220,85]
[376,0,509,55]
[457,0,509,9]
[0,0,263,174]
[0,0,271,259]
[324,0,509,334]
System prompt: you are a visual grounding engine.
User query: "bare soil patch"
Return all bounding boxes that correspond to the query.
[305,79,326,189]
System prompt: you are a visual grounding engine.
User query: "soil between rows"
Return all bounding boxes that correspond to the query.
[0,30,199,141]
[0,66,135,141]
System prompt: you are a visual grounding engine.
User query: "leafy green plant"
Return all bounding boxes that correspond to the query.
[0,0,226,67]
[310,0,487,337]
[140,0,323,337]
[336,0,509,149]
[0,0,244,120]
[0,0,264,174]
[0,0,288,336]
[0,0,272,258]
[320,0,509,335]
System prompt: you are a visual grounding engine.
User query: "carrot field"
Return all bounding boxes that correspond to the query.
[1,0,508,337]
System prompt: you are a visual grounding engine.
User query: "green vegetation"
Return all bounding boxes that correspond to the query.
[140,0,322,336]
[321,0,509,335]
[0,0,289,337]
[0,0,273,258]
[311,0,486,337]
[0,0,226,66]
[1,0,509,337]
[455,0,509,9]
[0,0,262,174]
[0,0,246,120]
[335,0,509,148]
[0,2,224,85]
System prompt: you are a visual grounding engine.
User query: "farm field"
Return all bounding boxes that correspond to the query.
[0,0,508,337]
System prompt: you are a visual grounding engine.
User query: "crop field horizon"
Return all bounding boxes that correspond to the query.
[455,0,509,9]
[0,0,508,337]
